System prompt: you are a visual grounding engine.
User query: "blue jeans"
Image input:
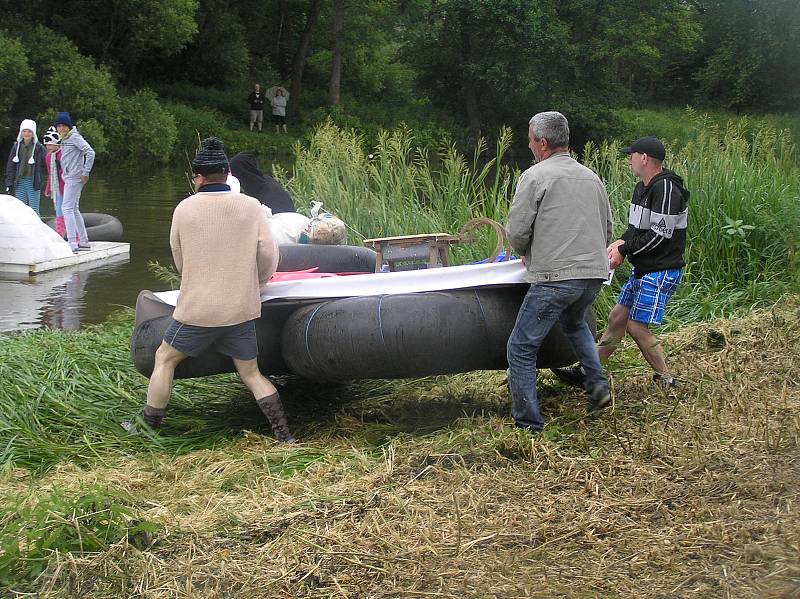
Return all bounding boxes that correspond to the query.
[507,279,607,431]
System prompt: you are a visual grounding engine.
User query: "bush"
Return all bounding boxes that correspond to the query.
[0,32,33,122]
[164,102,228,160]
[116,89,177,163]
[155,81,247,119]
[616,106,800,159]
[72,118,108,157]
[23,27,121,134]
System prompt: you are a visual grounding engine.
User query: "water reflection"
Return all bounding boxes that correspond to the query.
[0,254,129,333]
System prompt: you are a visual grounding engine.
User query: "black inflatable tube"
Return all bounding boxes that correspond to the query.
[131,285,596,380]
[280,287,595,381]
[46,212,124,242]
[131,300,310,379]
[276,243,376,273]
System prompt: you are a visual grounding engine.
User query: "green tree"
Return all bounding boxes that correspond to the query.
[691,0,800,111]
[40,0,198,81]
[0,33,33,129]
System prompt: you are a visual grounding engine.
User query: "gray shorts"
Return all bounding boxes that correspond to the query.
[163,318,258,360]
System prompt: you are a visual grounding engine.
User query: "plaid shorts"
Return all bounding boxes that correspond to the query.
[163,318,258,360]
[617,268,682,325]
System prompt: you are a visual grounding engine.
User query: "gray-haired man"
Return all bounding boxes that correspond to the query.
[505,111,613,433]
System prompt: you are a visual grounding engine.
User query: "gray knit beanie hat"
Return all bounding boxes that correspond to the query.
[191,137,230,175]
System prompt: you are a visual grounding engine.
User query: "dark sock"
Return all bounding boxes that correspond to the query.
[143,405,166,429]
[256,392,295,443]
[256,392,280,413]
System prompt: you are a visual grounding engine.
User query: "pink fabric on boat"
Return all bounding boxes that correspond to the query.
[269,268,373,282]
[269,268,336,282]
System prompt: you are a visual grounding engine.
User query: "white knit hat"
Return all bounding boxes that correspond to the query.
[12,118,38,164]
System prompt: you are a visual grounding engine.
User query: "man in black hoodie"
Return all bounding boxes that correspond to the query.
[555,136,689,388]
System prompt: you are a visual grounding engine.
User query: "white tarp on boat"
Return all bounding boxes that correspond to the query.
[153,259,528,306]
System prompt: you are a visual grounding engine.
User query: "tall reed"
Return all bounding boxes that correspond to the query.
[281,118,799,323]
[275,121,518,263]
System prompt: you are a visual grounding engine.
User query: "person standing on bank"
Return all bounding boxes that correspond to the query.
[554,136,689,389]
[5,118,47,216]
[505,111,613,433]
[248,83,265,132]
[54,112,94,253]
[133,137,295,443]
[271,88,287,133]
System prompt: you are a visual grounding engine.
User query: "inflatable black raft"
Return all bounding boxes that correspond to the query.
[130,245,595,381]
[46,213,124,242]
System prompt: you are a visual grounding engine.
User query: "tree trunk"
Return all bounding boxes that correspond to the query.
[459,23,481,141]
[463,78,481,142]
[288,0,323,118]
[329,0,346,106]
[274,0,288,69]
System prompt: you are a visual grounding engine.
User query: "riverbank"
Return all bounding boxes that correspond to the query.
[1,298,798,597]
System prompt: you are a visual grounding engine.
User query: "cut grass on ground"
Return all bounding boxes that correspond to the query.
[1,299,798,597]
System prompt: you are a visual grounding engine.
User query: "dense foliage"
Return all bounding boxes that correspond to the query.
[0,0,798,162]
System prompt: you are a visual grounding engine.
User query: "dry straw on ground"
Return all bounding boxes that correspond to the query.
[2,300,799,598]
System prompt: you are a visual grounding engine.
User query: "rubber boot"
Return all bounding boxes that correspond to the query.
[256,393,296,443]
[55,216,66,237]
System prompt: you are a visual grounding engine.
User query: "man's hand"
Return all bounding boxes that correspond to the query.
[80,175,89,185]
[608,241,625,269]
[607,239,625,252]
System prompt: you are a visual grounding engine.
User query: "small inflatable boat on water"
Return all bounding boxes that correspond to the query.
[46,213,124,242]
[130,245,595,381]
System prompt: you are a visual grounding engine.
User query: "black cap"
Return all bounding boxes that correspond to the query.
[621,136,665,161]
[191,137,230,175]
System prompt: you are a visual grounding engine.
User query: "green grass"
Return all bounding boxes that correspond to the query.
[0,312,260,472]
[1,302,798,597]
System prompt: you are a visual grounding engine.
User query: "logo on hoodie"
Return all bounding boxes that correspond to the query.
[652,217,673,236]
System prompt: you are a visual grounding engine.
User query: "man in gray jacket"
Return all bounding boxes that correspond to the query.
[505,111,613,433]
[54,111,95,253]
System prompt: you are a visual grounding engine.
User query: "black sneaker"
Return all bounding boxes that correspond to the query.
[587,384,611,413]
[551,365,586,389]
[513,422,542,435]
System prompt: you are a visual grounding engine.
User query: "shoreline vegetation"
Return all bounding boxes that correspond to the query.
[1,112,799,596]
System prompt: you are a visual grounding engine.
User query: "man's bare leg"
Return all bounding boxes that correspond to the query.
[626,320,669,375]
[598,304,630,362]
[142,341,187,428]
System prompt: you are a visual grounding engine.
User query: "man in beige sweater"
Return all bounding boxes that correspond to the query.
[140,137,294,442]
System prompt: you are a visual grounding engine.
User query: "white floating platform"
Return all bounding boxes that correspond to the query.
[0,194,130,275]
[1,241,131,275]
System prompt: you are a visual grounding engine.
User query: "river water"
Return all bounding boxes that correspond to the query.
[0,166,192,333]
